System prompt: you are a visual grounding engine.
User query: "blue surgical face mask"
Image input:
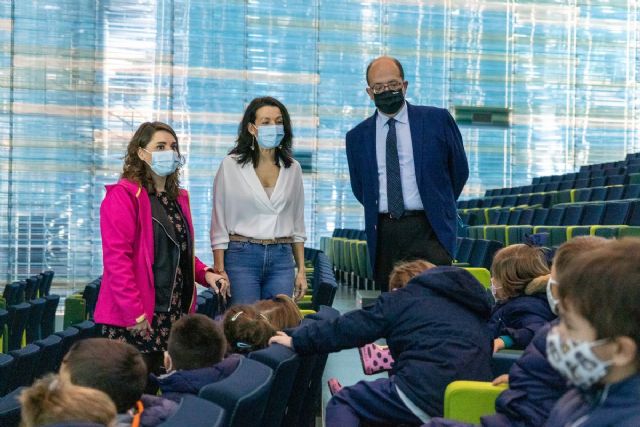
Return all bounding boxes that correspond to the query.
[143,148,183,177]
[255,124,284,149]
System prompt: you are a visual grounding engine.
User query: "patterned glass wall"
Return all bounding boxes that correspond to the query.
[1,0,639,291]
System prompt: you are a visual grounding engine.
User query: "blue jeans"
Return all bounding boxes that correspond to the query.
[224,241,295,305]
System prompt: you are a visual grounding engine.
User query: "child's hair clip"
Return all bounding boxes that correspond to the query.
[235,341,253,350]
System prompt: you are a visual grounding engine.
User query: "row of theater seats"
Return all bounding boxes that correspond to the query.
[322,229,507,288]
[0,271,59,353]
[463,200,640,247]
[482,152,640,198]
[6,247,337,427]
[0,306,341,427]
[319,229,374,289]
[460,182,640,211]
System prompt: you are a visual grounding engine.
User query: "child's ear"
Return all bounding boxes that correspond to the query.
[164,351,173,373]
[610,336,638,368]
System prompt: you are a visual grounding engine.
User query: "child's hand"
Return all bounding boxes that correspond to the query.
[492,374,509,386]
[269,331,293,349]
[493,337,506,353]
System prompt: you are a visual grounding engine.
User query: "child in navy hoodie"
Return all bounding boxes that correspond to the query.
[155,314,240,402]
[544,238,640,426]
[270,266,493,426]
[425,235,610,427]
[489,244,556,352]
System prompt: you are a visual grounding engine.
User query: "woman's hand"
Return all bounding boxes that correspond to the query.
[205,271,231,300]
[493,337,506,353]
[127,318,152,336]
[269,331,293,348]
[293,270,307,302]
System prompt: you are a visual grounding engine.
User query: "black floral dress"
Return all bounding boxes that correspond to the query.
[102,191,190,353]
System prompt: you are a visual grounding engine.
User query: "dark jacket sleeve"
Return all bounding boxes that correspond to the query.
[291,297,390,355]
[502,308,551,349]
[494,322,567,427]
[444,110,469,200]
[345,129,364,205]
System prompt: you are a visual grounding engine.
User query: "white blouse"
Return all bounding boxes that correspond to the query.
[210,154,306,250]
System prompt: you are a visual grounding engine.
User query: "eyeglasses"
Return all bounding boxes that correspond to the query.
[370,80,404,95]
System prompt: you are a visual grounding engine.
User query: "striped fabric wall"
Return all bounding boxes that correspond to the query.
[0,0,639,290]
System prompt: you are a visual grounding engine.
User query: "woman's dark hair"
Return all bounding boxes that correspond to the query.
[122,121,182,200]
[230,97,294,168]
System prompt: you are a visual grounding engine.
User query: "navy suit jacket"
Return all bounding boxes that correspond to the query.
[345,102,469,268]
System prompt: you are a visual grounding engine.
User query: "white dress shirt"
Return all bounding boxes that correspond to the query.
[375,102,424,213]
[210,154,306,250]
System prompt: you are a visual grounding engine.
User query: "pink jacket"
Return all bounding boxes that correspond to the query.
[95,178,210,327]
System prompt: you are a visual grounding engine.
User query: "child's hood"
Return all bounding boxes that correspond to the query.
[407,266,493,319]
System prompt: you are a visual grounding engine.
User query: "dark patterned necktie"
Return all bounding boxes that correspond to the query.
[386,118,404,218]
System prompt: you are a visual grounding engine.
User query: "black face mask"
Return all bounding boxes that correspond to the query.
[373,90,405,115]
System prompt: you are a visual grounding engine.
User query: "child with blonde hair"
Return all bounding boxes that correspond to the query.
[20,374,117,427]
[489,243,555,352]
[254,294,303,330]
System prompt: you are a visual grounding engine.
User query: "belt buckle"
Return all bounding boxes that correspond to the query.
[262,238,276,245]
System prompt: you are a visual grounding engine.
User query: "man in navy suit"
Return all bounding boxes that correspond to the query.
[346,56,469,291]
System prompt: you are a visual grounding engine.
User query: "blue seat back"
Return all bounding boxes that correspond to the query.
[507,210,522,225]
[24,277,39,301]
[248,344,301,427]
[602,202,631,225]
[606,186,625,200]
[7,303,31,351]
[3,283,24,307]
[589,187,607,201]
[606,175,625,186]
[82,282,100,319]
[26,298,46,343]
[579,204,605,225]
[456,238,474,263]
[8,344,40,391]
[627,201,640,226]
[0,354,15,397]
[545,207,565,226]
[55,326,80,359]
[157,395,226,427]
[39,271,55,297]
[41,294,60,338]
[531,208,549,226]
[34,334,63,377]
[624,184,640,199]
[562,206,584,226]
[199,358,273,427]
[574,188,591,202]
[0,387,23,427]
[492,351,523,377]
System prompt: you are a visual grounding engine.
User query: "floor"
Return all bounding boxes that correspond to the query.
[318,281,387,426]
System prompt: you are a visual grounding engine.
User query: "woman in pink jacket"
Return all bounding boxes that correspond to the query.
[95,121,227,375]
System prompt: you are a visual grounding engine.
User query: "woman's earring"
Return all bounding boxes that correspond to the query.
[251,135,256,151]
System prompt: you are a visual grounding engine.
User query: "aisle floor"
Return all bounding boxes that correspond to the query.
[319,283,387,426]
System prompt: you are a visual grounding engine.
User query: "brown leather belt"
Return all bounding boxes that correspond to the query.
[229,234,295,245]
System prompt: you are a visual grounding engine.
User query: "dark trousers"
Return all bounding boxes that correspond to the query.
[325,378,424,427]
[375,213,452,292]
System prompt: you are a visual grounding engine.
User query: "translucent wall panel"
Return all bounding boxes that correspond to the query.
[1,0,640,290]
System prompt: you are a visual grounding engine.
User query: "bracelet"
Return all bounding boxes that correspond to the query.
[212,267,225,274]
[135,314,146,324]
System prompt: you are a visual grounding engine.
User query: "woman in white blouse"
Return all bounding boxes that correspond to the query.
[211,97,307,305]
